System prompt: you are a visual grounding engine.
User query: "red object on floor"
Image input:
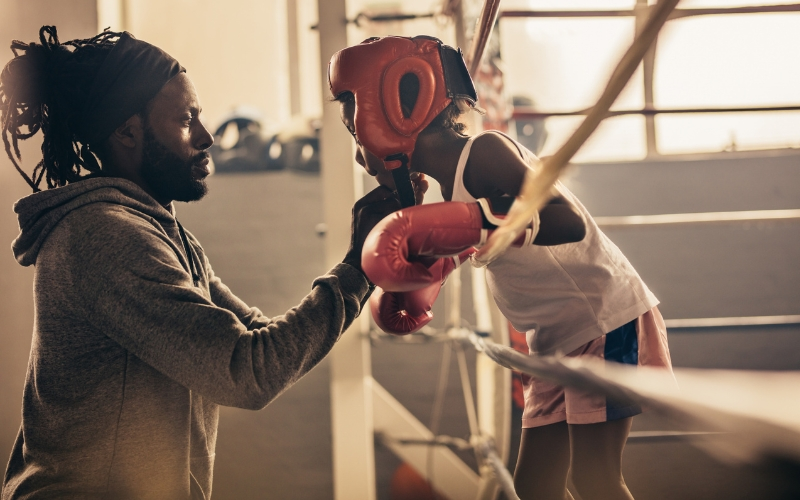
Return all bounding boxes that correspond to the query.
[389,462,448,500]
[508,321,530,410]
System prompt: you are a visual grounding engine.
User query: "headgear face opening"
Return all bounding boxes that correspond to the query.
[329,36,476,206]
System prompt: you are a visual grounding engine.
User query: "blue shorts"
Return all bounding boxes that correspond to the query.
[521,307,672,428]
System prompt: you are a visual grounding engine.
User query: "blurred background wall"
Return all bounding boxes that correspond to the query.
[0,0,98,479]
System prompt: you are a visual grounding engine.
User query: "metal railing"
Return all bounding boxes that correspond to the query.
[502,2,800,156]
[500,3,800,19]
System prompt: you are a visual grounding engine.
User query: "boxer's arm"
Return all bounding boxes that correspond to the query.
[481,193,585,246]
[465,133,586,245]
[536,195,586,245]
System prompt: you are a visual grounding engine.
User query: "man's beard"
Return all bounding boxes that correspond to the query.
[141,127,209,203]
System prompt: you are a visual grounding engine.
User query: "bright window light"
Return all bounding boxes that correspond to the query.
[500,0,800,160]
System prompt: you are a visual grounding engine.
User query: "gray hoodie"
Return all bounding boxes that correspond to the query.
[3,177,370,499]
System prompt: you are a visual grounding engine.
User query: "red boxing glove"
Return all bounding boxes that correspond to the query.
[370,283,440,335]
[370,250,472,335]
[362,201,537,292]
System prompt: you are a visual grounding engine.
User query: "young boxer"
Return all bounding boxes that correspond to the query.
[329,36,673,500]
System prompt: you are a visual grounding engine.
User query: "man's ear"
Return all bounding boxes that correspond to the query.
[110,114,144,149]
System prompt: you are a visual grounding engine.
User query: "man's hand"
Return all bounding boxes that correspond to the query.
[343,185,402,273]
[410,171,428,205]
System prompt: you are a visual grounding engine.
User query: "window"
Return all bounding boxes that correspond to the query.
[500,0,800,161]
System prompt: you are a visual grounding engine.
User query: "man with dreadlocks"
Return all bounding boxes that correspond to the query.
[0,27,405,499]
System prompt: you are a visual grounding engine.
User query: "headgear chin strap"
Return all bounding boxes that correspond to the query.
[329,36,477,207]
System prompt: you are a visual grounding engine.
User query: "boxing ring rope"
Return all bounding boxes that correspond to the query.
[664,315,800,329]
[457,339,521,500]
[389,313,800,471]
[500,3,800,20]
[465,0,502,75]
[344,11,435,27]
[474,437,519,500]
[513,104,800,119]
[593,208,800,228]
[452,324,800,465]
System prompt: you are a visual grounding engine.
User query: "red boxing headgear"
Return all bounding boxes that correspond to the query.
[328,36,476,172]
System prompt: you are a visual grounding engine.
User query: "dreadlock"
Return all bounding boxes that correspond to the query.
[0,26,124,192]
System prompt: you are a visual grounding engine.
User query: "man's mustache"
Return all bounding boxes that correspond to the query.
[191,151,210,165]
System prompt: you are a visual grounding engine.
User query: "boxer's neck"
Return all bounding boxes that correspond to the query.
[411,128,469,200]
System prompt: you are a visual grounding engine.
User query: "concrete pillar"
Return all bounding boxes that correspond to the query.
[317,0,377,498]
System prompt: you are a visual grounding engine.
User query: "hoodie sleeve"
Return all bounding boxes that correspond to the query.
[71,206,370,410]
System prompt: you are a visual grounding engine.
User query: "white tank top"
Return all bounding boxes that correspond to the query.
[452,131,659,356]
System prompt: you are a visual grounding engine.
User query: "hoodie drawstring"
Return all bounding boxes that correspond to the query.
[175,219,200,286]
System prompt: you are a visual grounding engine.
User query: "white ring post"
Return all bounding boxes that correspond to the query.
[318,1,377,499]
[472,266,512,500]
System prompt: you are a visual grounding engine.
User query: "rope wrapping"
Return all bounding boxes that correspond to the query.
[457,328,800,468]
[474,437,520,500]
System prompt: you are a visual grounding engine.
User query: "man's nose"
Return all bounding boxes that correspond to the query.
[195,121,214,150]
